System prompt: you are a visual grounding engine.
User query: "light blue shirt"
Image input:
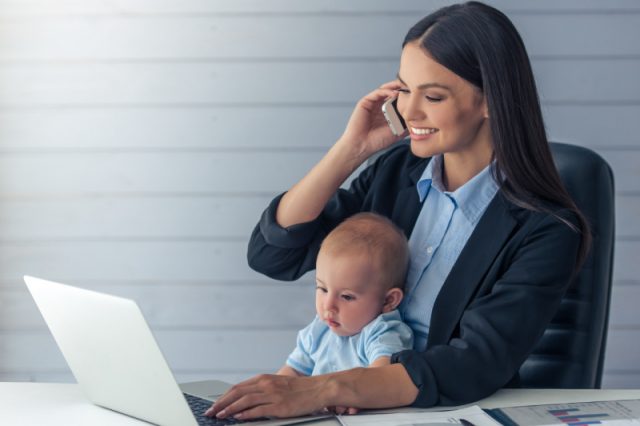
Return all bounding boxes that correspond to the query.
[286,310,413,376]
[400,155,499,351]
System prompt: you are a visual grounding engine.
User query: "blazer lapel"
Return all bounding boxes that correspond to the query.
[427,193,518,346]
[392,187,422,238]
[392,157,429,238]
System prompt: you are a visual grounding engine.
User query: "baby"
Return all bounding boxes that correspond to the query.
[277,212,413,377]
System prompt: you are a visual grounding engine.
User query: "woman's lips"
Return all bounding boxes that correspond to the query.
[410,127,439,141]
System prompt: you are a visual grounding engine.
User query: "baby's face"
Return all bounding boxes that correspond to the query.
[315,250,387,337]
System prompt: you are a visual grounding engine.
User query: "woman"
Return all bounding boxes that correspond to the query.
[206,1,591,419]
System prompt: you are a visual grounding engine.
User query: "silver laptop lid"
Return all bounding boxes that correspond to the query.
[24,276,198,426]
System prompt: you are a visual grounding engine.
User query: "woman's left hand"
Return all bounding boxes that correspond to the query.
[204,374,331,420]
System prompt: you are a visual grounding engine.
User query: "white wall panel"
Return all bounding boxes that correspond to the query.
[0,281,315,331]
[0,240,257,281]
[0,329,296,371]
[545,106,640,149]
[609,284,640,327]
[601,373,640,390]
[0,107,350,150]
[3,0,640,16]
[0,196,273,239]
[613,241,639,283]
[617,196,640,238]
[3,16,414,61]
[0,152,322,195]
[0,370,252,385]
[603,329,640,371]
[2,14,640,61]
[596,151,640,193]
[0,62,397,106]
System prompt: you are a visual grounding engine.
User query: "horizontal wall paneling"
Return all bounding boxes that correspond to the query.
[2,60,640,106]
[2,14,640,61]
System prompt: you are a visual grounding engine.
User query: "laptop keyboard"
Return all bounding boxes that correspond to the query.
[184,393,259,425]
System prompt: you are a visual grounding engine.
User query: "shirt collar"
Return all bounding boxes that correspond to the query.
[416,155,443,202]
[416,155,499,225]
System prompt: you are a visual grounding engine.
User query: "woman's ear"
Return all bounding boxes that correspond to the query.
[382,288,404,313]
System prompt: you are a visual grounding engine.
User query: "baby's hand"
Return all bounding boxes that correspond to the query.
[326,406,359,415]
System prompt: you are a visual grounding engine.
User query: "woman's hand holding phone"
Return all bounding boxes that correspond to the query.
[274,80,408,229]
[337,80,408,161]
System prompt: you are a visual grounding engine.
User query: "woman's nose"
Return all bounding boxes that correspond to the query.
[400,94,424,123]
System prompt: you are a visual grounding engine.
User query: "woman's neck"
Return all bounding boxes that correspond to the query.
[442,146,494,192]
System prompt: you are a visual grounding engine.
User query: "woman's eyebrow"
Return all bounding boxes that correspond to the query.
[396,73,452,91]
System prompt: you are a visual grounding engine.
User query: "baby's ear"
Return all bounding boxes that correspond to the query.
[382,288,404,313]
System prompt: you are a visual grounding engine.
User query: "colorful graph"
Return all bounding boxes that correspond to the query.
[548,407,610,426]
[496,399,640,426]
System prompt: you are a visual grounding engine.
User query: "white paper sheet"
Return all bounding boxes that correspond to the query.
[337,405,501,426]
[494,399,640,426]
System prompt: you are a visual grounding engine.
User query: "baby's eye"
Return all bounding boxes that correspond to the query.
[316,286,328,293]
[341,294,356,301]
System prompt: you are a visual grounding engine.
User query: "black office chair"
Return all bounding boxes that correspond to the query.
[518,142,615,388]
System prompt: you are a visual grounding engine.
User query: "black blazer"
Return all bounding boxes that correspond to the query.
[247,143,581,407]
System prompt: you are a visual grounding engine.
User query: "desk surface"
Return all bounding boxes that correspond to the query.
[2,382,640,425]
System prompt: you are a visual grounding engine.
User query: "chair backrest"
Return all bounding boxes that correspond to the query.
[518,142,615,388]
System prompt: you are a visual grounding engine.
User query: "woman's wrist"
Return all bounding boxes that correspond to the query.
[318,370,348,407]
[319,365,419,410]
[331,137,370,174]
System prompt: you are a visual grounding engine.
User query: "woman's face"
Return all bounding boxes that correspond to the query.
[396,42,491,160]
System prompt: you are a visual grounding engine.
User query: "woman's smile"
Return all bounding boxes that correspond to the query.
[410,126,439,141]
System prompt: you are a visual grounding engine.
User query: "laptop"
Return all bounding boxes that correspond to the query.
[24,276,331,426]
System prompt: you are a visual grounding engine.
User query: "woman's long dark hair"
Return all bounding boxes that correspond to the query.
[402,1,591,269]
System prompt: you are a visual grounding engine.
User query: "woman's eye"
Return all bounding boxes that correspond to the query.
[341,294,355,301]
[426,95,443,102]
[396,88,410,94]
[316,286,327,293]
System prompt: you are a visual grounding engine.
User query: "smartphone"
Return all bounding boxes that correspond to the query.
[381,97,407,136]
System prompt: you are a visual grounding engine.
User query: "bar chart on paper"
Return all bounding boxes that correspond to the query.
[548,405,618,425]
[489,400,640,426]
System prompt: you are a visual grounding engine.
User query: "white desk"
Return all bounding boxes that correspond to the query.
[2,382,640,425]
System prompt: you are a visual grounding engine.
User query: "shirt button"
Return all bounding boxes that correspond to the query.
[426,246,433,254]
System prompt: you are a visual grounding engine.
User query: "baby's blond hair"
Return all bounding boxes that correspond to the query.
[320,212,409,291]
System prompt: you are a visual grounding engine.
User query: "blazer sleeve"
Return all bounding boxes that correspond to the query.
[246,150,386,281]
[391,211,582,407]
